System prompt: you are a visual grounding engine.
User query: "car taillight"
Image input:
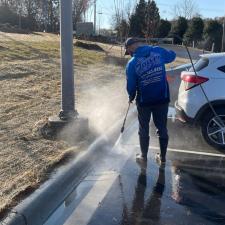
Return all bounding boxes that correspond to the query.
[181,74,209,91]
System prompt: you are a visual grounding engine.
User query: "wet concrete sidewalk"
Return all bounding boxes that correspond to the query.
[43,117,225,225]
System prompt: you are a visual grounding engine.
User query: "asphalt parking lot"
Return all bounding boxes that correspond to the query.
[43,111,225,225]
[4,47,223,225]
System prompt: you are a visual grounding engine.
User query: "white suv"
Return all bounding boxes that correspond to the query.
[175,53,225,149]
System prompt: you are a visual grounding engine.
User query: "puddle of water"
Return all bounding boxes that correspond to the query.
[43,177,98,225]
[168,107,176,122]
[171,164,225,224]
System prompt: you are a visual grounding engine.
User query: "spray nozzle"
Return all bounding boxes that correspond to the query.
[121,127,125,133]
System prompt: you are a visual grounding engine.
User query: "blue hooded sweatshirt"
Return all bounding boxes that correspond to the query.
[126,45,176,106]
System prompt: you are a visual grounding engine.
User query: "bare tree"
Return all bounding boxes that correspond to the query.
[125,0,136,19]
[173,0,199,20]
[113,0,125,24]
[0,0,92,31]
[113,0,125,40]
[113,0,136,23]
[0,0,22,11]
[113,0,136,40]
[72,0,93,27]
[0,0,16,6]
[37,0,59,32]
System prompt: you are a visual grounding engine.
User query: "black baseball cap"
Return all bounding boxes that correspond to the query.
[124,37,141,55]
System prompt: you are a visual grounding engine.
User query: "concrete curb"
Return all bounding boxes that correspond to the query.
[2,212,25,225]
[2,106,137,225]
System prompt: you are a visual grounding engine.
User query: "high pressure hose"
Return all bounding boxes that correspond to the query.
[170,34,225,128]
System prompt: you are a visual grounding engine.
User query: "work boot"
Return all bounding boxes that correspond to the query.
[159,137,168,163]
[136,153,147,169]
[139,136,150,158]
[155,153,166,167]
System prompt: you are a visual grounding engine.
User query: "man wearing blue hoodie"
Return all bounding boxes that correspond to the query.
[125,37,176,166]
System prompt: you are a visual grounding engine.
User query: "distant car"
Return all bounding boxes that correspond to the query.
[175,53,225,149]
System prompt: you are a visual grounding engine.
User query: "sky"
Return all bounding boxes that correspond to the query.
[85,0,225,29]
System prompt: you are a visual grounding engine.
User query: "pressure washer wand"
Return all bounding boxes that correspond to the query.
[121,102,131,133]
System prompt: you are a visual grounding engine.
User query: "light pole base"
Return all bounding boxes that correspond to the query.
[42,116,89,143]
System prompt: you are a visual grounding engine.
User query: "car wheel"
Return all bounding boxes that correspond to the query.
[201,108,225,150]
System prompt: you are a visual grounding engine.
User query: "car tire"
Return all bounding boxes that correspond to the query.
[201,108,225,150]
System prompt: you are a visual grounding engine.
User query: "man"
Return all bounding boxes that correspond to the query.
[125,37,176,166]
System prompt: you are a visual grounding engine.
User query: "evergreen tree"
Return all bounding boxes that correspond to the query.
[145,0,160,38]
[116,19,129,39]
[204,19,223,52]
[156,19,171,38]
[170,16,188,44]
[129,0,146,37]
[184,17,204,44]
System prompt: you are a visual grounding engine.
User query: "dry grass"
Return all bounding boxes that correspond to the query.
[0,32,188,220]
[0,32,109,219]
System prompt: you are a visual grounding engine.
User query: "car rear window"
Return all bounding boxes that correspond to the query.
[189,57,209,72]
[218,65,225,73]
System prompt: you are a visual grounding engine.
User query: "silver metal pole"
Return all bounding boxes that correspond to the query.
[222,17,225,52]
[98,12,102,35]
[19,12,21,29]
[94,0,97,34]
[18,3,22,29]
[59,0,77,120]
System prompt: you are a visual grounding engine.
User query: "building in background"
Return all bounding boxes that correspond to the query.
[76,22,94,36]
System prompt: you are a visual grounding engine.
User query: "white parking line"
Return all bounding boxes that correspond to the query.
[63,173,118,225]
[167,148,225,158]
[129,145,225,158]
[63,145,133,225]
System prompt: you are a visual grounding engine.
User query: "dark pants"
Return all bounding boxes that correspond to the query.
[137,103,169,160]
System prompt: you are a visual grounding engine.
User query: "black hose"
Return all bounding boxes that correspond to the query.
[169,34,225,128]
